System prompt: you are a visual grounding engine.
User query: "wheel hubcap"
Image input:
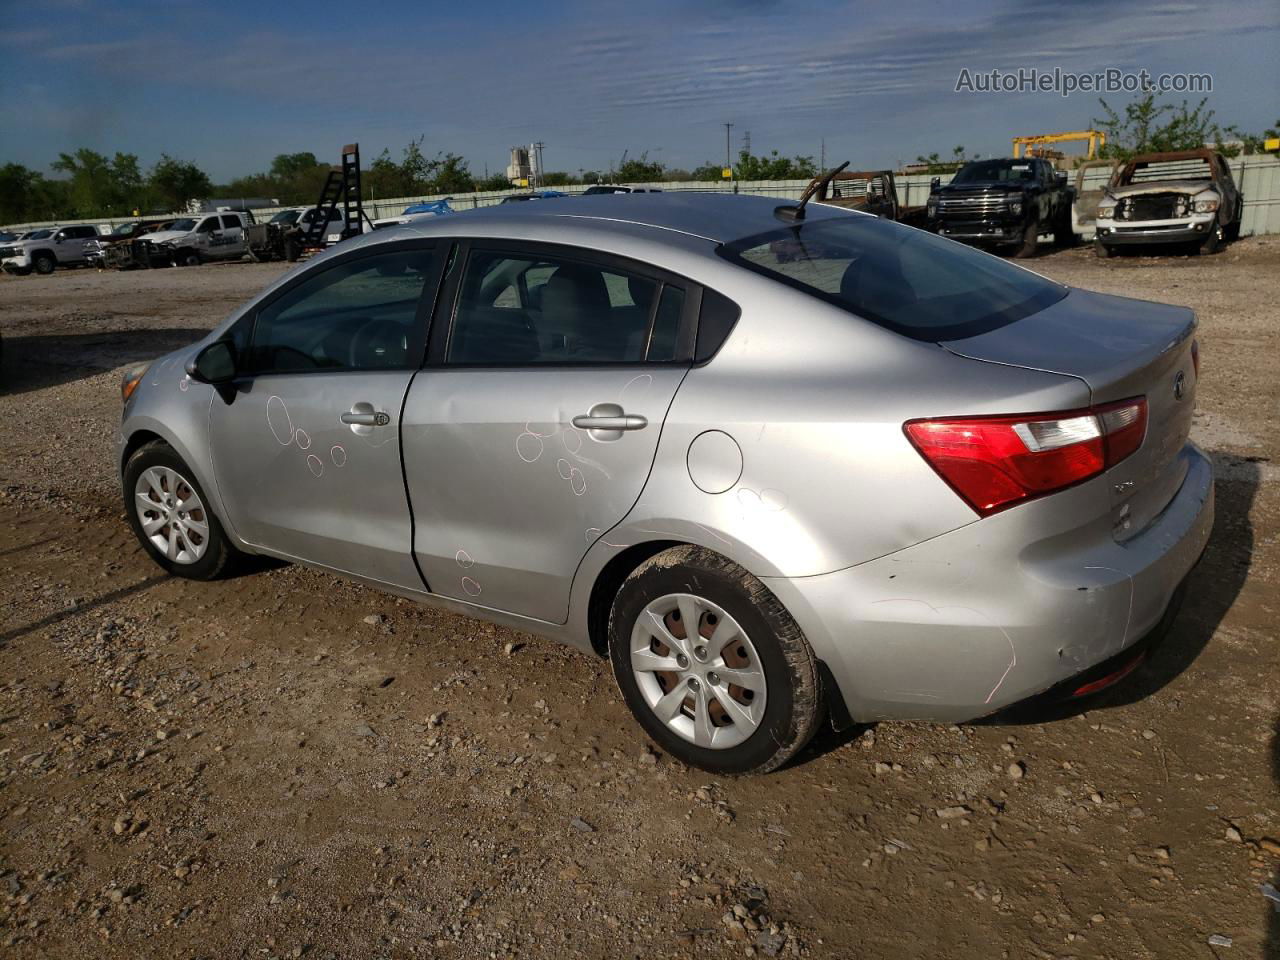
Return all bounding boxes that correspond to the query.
[133,466,209,565]
[630,593,767,750]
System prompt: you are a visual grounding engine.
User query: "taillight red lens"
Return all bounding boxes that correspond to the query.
[905,397,1147,517]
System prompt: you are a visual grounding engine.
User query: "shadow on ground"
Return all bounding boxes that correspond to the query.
[0,327,206,395]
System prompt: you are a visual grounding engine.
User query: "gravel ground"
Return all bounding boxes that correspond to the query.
[1,241,1277,960]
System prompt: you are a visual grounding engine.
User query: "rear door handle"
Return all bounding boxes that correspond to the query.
[571,413,647,431]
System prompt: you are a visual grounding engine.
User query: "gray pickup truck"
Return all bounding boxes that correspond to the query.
[1,224,101,275]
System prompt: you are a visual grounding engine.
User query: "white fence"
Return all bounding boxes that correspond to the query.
[7,155,1279,238]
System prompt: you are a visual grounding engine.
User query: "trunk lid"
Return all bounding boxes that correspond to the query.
[942,287,1198,540]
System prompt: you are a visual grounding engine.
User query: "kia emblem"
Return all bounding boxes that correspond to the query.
[1173,371,1186,401]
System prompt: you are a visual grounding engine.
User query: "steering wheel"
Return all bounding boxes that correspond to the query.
[349,316,406,368]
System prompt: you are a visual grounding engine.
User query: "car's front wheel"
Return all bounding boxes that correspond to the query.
[32,253,56,275]
[609,546,822,774]
[1012,218,1039,258]
[123,441,238,580]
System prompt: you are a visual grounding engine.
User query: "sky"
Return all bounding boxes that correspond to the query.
[1,0,1277,183]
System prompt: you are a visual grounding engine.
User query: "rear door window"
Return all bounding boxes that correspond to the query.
[446,248,685,365]
[721,215,1066,341]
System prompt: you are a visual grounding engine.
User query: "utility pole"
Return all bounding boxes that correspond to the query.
[724,122,734,174]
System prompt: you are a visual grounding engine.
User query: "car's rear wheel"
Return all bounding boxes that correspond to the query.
[123,441,237,580]
[1013,218,1039,258]
[33,253,56,275]
[609,546,822,774]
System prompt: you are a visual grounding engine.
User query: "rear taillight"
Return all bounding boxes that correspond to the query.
[904,398,1148,516]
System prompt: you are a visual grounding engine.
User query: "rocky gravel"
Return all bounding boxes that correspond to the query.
[1,242,1278,958]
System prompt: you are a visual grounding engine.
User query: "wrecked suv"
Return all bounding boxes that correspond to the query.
[1094,149,1242,257]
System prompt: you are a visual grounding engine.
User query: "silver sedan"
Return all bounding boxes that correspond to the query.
[118,193,1213,774]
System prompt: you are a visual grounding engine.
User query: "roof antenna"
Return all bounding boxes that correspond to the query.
[775,161,849,222]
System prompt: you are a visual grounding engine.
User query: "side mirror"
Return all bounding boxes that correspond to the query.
[186,340,236,384]
[930,176,941,193]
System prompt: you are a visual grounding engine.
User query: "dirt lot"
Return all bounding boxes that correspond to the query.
[1,241,1278,960]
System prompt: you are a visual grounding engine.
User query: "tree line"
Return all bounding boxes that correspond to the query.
[0,138,820,224]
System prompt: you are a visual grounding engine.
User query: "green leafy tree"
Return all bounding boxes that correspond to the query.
[914,146,974,174]
[540,170,576,187]
[1092,94,1241,160]
[474,170,513,192]
[733,149,817,180]
[0,163,68,222]
[616,152,665,182]
[690,161,726,181]
[148,154,213,212]
[433,152,474,193]
[51,149,116,216]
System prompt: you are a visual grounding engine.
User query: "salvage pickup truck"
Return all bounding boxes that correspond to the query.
[926,157,1074,258]
[811,170,928,227]
[1092,149,1242,257]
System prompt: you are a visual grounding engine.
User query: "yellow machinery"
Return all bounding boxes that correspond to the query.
[1012,131,1107,160]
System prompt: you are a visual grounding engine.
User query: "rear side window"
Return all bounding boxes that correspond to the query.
[720,215,1066,341]
[220,215,242,229]
[447,249,670,365]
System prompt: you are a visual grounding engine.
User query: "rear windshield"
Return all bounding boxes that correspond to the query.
[720,214,1066,341]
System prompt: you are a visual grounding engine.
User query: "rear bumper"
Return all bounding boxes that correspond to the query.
[763,443,1214,723]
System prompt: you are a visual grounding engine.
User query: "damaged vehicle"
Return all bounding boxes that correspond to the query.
[926,157,1075,257]
[128,213,251,268]
[247,207,365,262]
[1093,149,1243,257]
[810,169,928,227]
[117,193,1211,774]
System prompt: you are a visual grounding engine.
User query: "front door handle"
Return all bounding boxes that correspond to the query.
[342,409,390,427]
[571,413,647,431]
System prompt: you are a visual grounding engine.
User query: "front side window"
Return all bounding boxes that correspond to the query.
[447,249,678,364]
[721,215,1067,341]
[197,218,218,233]
[248,248,435,373]
[221,215,242,229]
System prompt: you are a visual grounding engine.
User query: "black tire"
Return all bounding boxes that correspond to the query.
[1093,239,1115,259]
[172,249,201,267]
[608,545,823,775]
[32,253,56,275]
[1012,219,1039,258]
[1052,211,1078,247]
[122,441,238,580]
[1198,227,1221,256]
[1224,215,1241,243]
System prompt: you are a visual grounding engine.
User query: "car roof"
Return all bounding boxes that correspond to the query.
[375,193,852,246]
